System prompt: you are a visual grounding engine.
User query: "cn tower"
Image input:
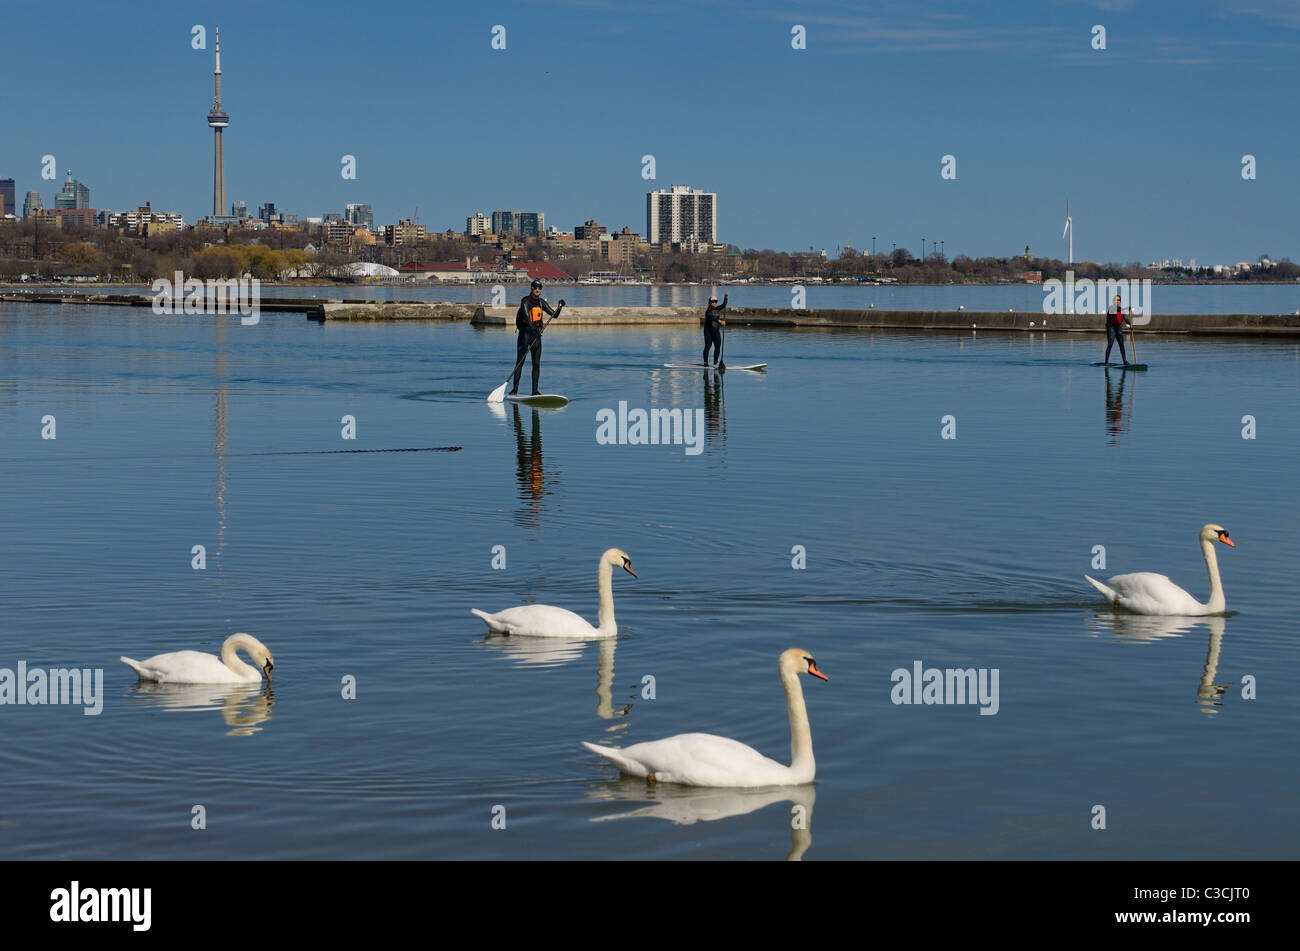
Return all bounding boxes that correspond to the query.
[207,24,230,217]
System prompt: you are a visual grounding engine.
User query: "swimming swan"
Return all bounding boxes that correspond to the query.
[471,548,635,638]
[1085,524,1234,616]
[583,648,827,787]
[121,632,275,684]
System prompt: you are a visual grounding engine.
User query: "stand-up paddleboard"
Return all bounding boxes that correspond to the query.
[1091,362,1148,370]
[505,393,569,407]
[663,362,767,371]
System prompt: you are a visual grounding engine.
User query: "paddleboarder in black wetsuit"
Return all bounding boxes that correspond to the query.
[703,293,728,366]
[1104,293,1131,366]
[512,280,558,395]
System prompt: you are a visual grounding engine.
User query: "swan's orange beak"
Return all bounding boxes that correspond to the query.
[264,660,274,683]
[623,561,637,578]
[808,661,828,681]
[1219,533,1234,547]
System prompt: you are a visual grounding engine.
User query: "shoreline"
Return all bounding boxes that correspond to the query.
[4,278,1300,291]
[6,291,1300,335]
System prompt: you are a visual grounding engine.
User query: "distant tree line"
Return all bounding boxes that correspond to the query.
[1,219,1295,284]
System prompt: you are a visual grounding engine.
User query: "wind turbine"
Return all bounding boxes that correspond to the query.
[1062,200,1073,265]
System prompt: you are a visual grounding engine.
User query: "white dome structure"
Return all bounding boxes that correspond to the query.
[333,261,399,279]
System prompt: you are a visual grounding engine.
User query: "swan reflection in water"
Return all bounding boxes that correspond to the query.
[478,635,635,721]
[1086,613,1232,715]
[588,782,816,861]
[125,681,275,736]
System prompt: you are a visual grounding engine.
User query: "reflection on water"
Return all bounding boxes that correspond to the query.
[1195,616,1231,716]
[510,404,556,529]
[1102,367,1134,443]
[593,639,634,721]
[1086,613,1233,716]
[479,635,635,722]
[643,367,728,455]
[589,782,815,860]
[125,682,275,736]
[704,371,726,451]
[479,632,584,668]
[1086,612,1210,642]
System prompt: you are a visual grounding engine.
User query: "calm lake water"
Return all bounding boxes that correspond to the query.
[2,298,1298,860]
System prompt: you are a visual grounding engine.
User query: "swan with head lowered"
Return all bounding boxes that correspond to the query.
[1085,524,1234,616]
[471,548,635,638]
[583,648,827,787]
[121,633,275,684]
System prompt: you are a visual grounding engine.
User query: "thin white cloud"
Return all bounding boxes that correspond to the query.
[1232,1,1300,27]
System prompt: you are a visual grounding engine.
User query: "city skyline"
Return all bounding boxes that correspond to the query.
[0,1,1297,263]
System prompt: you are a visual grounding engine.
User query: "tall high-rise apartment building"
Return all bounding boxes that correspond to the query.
[491,210,545,238]
[646,185,716,248]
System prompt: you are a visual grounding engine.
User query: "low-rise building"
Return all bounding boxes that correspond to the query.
[324,221,357,245]
[384,219,427,246]
[398,259,570,283]
[46,208,98,229]
[109,203,185,234]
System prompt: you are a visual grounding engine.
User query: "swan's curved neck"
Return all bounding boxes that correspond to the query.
[1201,537,1225,613]
[782,667,815,781]
[596,559,616,635]
[221,639,258,678]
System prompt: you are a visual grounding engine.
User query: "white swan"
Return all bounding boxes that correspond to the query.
[1085,523,1234,616]
[471,548,635,638]
[121,633,275,684]
[583,647,827,787]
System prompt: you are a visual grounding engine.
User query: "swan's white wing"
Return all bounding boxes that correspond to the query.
[473,604,600,638]
[587,733,793,788]
[121,650,254,684]
[1106,572,1208,616]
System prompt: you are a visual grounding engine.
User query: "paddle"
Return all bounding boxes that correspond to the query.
[1127,304,1138,366]
[716,293,728,370]
[487,300,564,403]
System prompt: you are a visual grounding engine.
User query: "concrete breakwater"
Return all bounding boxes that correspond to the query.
[0,292,477,322]
[723,308,1300,335]
[472,306,1300,335]
[5,292,1300,335]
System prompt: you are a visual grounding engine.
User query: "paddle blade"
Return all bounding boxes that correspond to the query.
[487,380,508,403]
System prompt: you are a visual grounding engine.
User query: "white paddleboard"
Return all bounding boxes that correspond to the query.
[505,393,570,407]
[663,363,767,371]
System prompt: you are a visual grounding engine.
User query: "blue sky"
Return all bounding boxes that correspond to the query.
[2,0,1297,264]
